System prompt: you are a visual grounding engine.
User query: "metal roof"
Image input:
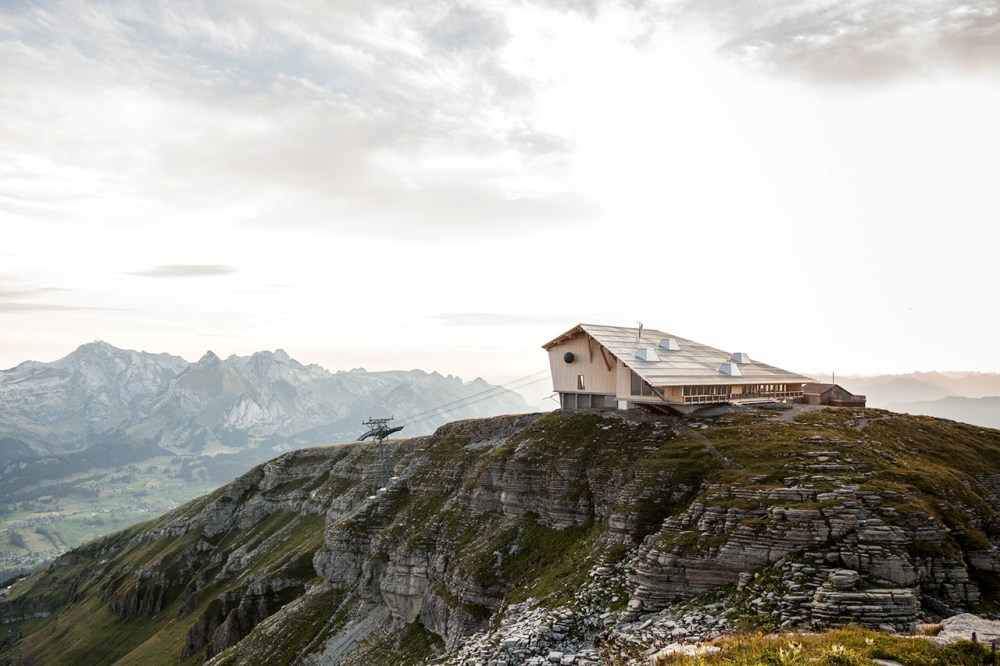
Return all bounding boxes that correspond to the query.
[544,324,815,387]
[802,383,837,394]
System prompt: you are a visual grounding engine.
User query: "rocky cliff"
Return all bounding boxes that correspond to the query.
[1,406,998,665]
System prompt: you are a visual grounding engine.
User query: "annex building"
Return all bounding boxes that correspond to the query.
[801,383,867,408]
[543,323,814,413]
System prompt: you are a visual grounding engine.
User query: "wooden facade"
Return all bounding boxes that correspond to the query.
[800,383,867,408]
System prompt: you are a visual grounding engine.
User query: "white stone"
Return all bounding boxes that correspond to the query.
[932,613,1000,646]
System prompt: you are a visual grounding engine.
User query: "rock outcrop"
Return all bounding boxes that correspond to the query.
[627,414,1000,629]
[931,612,1000,646]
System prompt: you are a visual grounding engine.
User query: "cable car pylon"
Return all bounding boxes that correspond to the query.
[358,417,403,488]
[357,416,403,444]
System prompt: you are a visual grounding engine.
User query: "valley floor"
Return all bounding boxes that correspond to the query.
[0,457,220,578]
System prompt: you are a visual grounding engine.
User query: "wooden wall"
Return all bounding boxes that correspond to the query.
[547,333,617,395]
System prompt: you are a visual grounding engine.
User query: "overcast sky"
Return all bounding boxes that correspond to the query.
[2,0,999,390]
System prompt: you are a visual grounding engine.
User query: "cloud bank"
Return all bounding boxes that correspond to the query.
[0,1,582,236]
[1,0,994,241]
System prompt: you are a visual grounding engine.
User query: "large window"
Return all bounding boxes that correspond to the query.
[679,383,801,404]
[630,370,654,397]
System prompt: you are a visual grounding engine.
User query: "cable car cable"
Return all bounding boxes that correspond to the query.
[398,373,550,428]
[394,369,550,427]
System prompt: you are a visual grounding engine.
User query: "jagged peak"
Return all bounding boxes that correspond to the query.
[197,350,221,365]
[227,349,296,366]
[73,340,122,356]
[55,341,185,368]
[48,340,132,370]
[247,349,294,365]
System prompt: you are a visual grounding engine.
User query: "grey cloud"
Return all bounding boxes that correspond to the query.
[422,5,509,52]
[129,265,239,278]
[0,1,583,235]
[656,0,1000,82]
[136,80,590,233]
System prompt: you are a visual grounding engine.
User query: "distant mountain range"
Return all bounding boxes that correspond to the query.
[0,342,531,576]
[830,371,1000,430]
[0,341,528,462]
[883,396,1000,430]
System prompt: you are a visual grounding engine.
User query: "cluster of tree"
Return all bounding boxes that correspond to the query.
[5,480,99,505]
[7,531,26,550]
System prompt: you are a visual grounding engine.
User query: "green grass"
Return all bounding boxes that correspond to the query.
[339,617,444,666]
[208,588,349,665]
[2,490,332,664]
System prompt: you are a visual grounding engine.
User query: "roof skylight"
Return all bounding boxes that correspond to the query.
[635,348,660,362]
[719,362,743,376]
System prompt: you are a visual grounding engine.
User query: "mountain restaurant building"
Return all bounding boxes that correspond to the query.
[543,323,814,413]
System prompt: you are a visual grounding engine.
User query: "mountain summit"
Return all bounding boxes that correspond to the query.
[0,343,188,458]
[3,407,997,664]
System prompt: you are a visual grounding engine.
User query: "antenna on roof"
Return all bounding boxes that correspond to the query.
[635,321,643,348]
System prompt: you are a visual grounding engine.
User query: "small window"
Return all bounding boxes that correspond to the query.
[577,374,586,390]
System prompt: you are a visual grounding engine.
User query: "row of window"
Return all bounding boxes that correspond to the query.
[682,383,794,396]
[741,384,792,394]
[682,385,732,396]
[582,371,798,400]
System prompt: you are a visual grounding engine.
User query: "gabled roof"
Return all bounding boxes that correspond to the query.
[802,383,836,395]
[543,324,814,387]
[802,383,863,398]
